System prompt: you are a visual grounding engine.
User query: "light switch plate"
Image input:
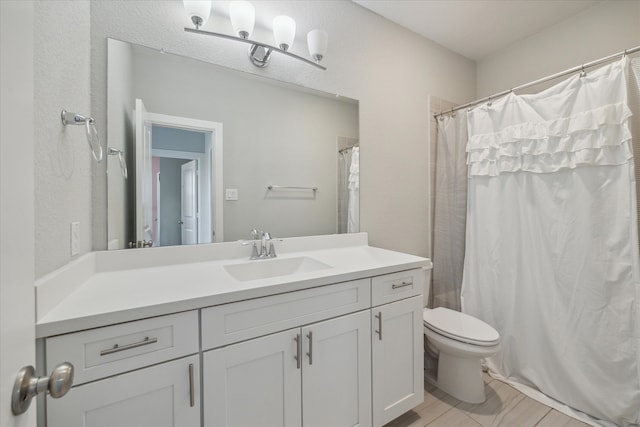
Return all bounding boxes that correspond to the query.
[225,188,238,201]
[71,222,80,256]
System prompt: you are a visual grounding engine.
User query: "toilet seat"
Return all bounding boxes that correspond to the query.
[424,307,499,347]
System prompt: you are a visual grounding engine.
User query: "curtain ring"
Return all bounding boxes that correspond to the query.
[580,64,587,78]
[487,96,492,107]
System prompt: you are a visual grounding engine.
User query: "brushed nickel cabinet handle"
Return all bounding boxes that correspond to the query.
[100,336,158,356]
[391,281,413,290]
[375,312,383,340]
[294,334,302,369]
[306,331,313,365]
[189,363,195,407]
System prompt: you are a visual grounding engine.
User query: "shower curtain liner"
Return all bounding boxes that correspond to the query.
[432,111,468,310]
[461,58,640,426]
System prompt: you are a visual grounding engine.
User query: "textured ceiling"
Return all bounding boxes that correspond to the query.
[352,0,599,60]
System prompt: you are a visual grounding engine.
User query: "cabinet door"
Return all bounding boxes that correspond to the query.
[372,296,424,427]
[204,328,301,427]
[302,310,372,427]
[47,355,200,427]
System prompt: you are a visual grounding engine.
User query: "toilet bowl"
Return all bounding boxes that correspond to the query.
[423,307,500,404]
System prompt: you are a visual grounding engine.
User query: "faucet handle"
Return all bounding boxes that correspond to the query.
[250,229,260,240]
[262,231,271,240]
[268,241,277,257]
[240,240,260,259]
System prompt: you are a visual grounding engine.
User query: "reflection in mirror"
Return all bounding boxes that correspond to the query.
[107,39,359,249]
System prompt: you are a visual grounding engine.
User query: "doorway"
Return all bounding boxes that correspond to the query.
[135,99,224,246]
[151,125,213,246]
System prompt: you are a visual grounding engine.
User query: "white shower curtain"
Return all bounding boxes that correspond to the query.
[461,58,640,426]
[432,111,468,310]
[347,146,360,233]
[338,149,352,233]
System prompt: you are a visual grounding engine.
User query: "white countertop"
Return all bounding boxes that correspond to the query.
[35,233,431,338]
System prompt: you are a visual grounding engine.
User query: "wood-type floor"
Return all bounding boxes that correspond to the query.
[385,374,590,427]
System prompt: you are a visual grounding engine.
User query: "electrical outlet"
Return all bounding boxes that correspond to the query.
[71,222,80,256]
[225,188,238,201]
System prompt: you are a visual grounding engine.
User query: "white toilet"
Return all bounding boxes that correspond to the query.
[422,275,500,404]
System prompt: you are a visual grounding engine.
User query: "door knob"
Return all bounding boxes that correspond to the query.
[11,362,74,415]
[178,221,184,225]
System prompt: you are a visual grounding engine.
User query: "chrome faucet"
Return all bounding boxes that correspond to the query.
[247,229,277,260]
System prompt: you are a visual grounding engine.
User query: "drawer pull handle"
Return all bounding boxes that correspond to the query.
[99,336,158,356]
[375,312,383,340]
[189,363,195,407]
[294,334,302,369]
[306,331,313,365]
[391,281,413,290]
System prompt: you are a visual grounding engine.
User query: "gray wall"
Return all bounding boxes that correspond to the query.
[153,126,206,153]
[477,1,640,97]
[35,0,92,278]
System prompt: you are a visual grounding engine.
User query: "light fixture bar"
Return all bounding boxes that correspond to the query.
[184,27,327,70]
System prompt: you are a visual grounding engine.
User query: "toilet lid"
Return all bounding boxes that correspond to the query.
[423,307,500,346]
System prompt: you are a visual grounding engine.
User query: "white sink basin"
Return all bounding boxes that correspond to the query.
[224,256,332,282]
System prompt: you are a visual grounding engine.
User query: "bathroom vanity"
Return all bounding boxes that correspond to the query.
[35,233,431,427]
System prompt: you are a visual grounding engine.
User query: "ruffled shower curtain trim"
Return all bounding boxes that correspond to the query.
[467,100,633,176]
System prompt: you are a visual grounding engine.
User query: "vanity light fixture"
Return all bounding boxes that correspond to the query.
[183,0,212,29]
[183,0,328,70]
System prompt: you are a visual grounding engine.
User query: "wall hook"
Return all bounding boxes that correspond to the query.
[108,147,128,179]
[61,109,103,162]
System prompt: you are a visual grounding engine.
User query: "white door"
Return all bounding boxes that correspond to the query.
[47,356,200,427]
[180,160,198,245]
[155,171,161,246]
[134,98,153,245]
[302,311,372,427]
[372,296,424,427]
[203,329,302,427]
[1,2,36,426]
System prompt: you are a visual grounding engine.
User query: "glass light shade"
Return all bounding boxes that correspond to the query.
[183,0,212,27]
[273,16,296,51]
[307,29,328,63]
[230,1,255,39]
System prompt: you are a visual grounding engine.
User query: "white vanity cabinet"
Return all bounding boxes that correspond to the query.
[201,278,372,427]
[204,311,371,427]
[46,355,200,427]
[371,270,426,427]
[44,311,200,427]
[39,263,428,427]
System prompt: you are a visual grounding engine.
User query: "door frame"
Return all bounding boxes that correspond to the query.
[142,111,223,243]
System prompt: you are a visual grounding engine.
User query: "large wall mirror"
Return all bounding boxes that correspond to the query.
[107,39,359,249]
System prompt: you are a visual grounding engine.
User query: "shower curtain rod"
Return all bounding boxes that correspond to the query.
[339,143,359,154]
[434,45,640,118]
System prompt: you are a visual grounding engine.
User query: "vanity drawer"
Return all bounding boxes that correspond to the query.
[371,269,425,306]
[46,311,199,385]
[201,278,371,350]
